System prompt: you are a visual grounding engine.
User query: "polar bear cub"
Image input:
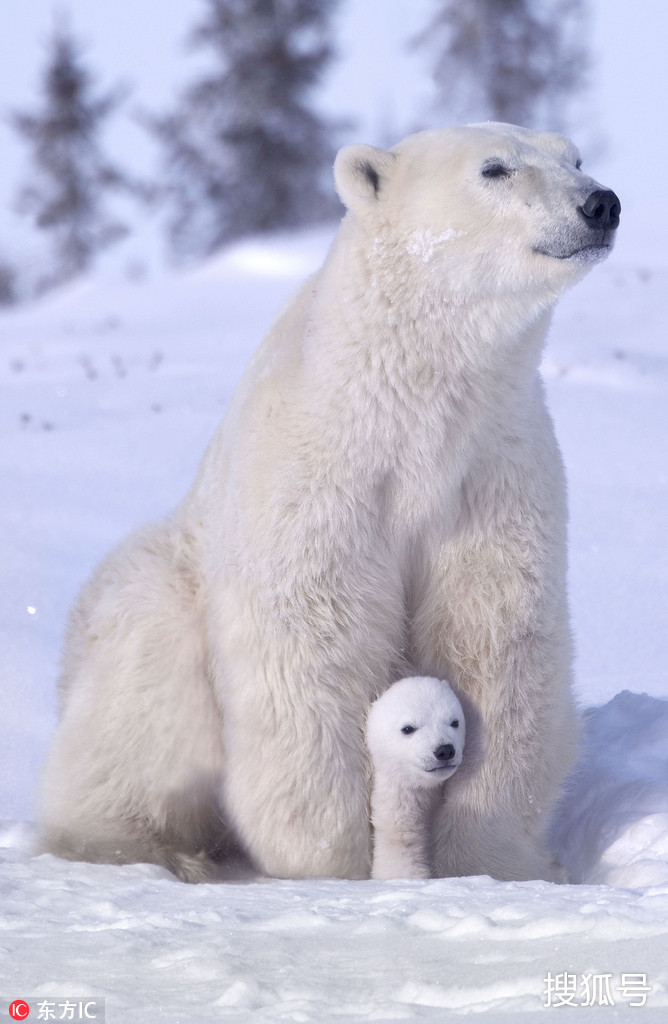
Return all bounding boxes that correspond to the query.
[366,677,465,879]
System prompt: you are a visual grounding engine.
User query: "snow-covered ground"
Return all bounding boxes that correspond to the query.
[1,226,667,1020]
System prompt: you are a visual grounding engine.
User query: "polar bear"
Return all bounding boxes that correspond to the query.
[38,123,620,883]
[366,677,465,879]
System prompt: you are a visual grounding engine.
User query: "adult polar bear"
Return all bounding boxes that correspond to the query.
[39,124,620,883]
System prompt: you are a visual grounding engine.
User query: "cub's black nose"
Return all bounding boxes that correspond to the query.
[578,189,621,232]
[434,743,455,761]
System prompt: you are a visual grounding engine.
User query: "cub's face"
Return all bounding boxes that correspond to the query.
[366,677,465,789]
[335,124,620,301]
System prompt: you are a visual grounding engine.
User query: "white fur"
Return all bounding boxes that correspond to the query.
[39,124,618,882]
[367,677,464,879]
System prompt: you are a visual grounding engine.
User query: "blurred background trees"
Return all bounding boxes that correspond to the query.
[146,0,342,262]
[417,0,590,132]
[12,22,141,292]
[4,0,592,297]
[0,257,17,307]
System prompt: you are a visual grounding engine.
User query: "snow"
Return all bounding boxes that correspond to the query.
[405,229,466,263]
[2,829,667,1022]
[1,224,668,1019]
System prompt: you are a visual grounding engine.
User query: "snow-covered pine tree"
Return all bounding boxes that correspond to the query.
[416,0,590,132]
[148,0,342,261]
[13,23,134,288]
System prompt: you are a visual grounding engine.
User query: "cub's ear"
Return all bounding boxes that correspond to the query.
[334,144,396,213]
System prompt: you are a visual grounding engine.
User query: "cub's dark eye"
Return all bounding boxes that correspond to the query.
[482,161,511,179]
[575,159,583,170]
[401,725,416,735]
[451,720,459,728]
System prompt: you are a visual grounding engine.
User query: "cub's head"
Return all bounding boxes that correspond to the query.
[366,677,465,790]
[335,124,620,301]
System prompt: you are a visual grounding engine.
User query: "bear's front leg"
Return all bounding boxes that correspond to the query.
[211,565,405,880]
[370,780,436,880]
[412,445,578,882]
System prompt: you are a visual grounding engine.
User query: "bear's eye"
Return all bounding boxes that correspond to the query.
[575,159,583,171]
[481,161,511,179]
[451,720,459,728]
[401,724,416,735]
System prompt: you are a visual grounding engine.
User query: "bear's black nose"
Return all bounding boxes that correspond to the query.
[578,189,621,232]
[434,743,455,761]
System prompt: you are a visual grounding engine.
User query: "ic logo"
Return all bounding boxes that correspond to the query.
[9,1002,30,1020]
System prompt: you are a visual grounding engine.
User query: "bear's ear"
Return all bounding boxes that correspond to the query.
[334,144,396,213]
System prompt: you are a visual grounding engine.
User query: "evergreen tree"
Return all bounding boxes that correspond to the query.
[148,0,342,261]
[13,23,133,287]
[0,258,17,307]
[416,0,590,132]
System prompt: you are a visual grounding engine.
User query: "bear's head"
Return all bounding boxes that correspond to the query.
[334,124,620,302]
[366,676,465,790]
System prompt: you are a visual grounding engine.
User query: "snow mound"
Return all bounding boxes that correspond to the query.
[551,691,668,887]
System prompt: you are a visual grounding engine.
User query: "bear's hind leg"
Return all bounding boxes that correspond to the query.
[39,521,233,881]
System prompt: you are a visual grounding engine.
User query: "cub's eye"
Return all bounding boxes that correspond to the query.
[401,725,416,735]
[482,161,511,179]
[451,720,459,728]
[575,159,583,170]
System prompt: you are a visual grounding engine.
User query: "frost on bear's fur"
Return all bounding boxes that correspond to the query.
[38,123,620,883]
[367,677,465,879]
